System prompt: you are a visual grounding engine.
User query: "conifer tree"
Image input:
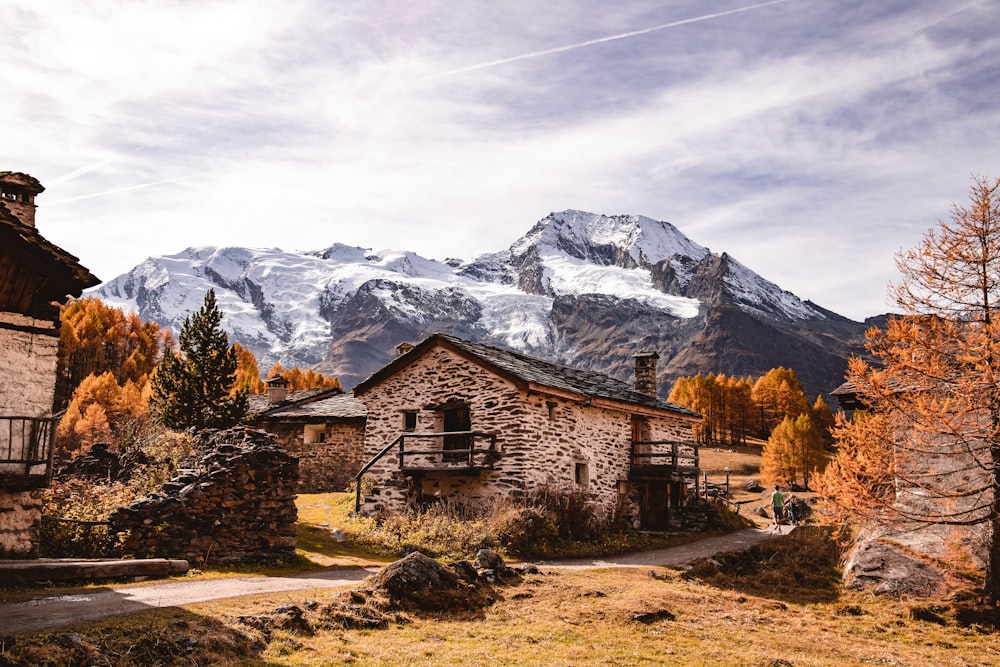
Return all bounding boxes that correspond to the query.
[150,289,249,430]
[761,414,825,488]
[820,175,1000,603]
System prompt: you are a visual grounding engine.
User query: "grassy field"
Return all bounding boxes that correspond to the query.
[5,528,998,666]
[5,449,998,666]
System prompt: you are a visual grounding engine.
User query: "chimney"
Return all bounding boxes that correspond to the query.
[265,373,289,404]
[395,342,415,357]
[0,171,44,228]
[633,351,659,397]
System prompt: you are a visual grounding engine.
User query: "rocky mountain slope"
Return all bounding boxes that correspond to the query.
[92,210,872,399]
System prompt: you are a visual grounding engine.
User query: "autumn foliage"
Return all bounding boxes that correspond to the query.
[55,294,341,455]
[817,175,1000,602]
[55,297,170,410]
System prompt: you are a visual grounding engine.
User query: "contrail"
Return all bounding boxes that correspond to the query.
[47,165,244,206]
[423,0,796,80]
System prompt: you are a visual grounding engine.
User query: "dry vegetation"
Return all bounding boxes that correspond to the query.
[4,528,999,666]
[6,451,998,665]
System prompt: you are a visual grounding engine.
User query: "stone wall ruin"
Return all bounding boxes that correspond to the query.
[110,427,299,564]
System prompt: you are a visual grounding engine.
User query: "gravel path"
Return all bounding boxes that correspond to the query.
[3,527,776,636]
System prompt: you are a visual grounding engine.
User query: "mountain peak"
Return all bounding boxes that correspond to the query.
[511,210,709,270]
[91,209,866,397]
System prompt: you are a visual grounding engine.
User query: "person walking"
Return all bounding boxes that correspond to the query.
[770,486,785,532]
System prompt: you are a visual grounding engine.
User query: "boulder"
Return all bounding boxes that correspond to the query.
[369,552,491,611]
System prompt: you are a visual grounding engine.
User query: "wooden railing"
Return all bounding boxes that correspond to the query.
[630,439,699,473]
[0,416,56,488]
[354,431,498,513]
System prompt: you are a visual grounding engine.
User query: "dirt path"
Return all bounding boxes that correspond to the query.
[4,528,776,636]
[3,568,377,636]
[537,527,776,568]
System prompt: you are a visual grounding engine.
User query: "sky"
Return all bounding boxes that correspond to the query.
[4,0,1000,322]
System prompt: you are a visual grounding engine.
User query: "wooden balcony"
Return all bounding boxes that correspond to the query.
[395,431,499,472]
[630,439,699,480]
[354,430,499,513]
[0,416,56,489]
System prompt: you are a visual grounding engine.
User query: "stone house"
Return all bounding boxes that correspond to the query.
[352,333,702,529]
[248,375,367,492]
[0,171,99,557]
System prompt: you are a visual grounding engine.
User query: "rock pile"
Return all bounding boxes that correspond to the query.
[109,427,298,564]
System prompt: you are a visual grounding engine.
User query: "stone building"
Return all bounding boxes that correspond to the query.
[0,171,99,557]
[249,375,367,492]
[353,333,702,529]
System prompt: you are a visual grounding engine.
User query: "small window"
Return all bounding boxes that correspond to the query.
[403,411,418,431]
[575,462,589,487]
[546,401,558,420]
[303,424,327,444]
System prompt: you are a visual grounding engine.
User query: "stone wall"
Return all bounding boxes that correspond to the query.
[262,418,366,493]
[110,427,299,564]
[0,489,43,557]
[0,313,59,416]
[0,312,59,557]
[358,346,696,524]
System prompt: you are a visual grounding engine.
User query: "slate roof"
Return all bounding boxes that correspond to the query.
[354,333,700,419]
[249,388,367,420]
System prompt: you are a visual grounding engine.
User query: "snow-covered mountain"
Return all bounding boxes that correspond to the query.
[92,210,869,397]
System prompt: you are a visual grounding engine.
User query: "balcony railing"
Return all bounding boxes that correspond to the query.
[0,416,56,489]
[630,439,699,477]
[355,430,498,512]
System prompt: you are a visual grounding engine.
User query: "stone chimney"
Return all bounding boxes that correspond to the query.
[395,342,415,357]
[0,171,45,228]
[265,374,289,404]
[633,352,659,397]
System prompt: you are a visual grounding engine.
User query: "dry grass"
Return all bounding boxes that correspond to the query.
[6,553,998,666]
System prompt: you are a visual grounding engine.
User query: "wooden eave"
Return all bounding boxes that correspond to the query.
[0,211,99,318]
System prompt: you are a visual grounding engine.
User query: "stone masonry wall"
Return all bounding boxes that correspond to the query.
[0,313,58,416]
[110,428,299,564]
[0,312,58,557]
[0,489,43,557]
[263,419,366,493]
[359,347,695,521]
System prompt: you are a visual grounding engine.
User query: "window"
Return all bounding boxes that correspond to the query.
[403,411,418,431]
[303,424,327,444]
[575,462,589,488]
[546,401,558,420]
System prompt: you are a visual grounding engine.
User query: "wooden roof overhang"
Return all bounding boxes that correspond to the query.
[0,207,99,319]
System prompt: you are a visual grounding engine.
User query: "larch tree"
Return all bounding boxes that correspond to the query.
[232,342,266,395]
[264,362,343,392]
[56,297,168,410]
[150,289,250,431]
[819,175,1000,603]
[751,367,809,436]
[761,413,825,489]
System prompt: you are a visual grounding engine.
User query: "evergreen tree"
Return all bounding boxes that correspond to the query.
[150,290,249,430]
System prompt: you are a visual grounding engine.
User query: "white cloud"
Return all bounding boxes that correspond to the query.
[4,0,1000,321]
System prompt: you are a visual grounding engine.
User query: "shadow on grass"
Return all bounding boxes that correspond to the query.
[295,522,392,568]
[1,604,282,666]
[684,525,845,604]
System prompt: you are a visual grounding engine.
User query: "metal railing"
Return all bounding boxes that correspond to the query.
[0,416,56,487]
